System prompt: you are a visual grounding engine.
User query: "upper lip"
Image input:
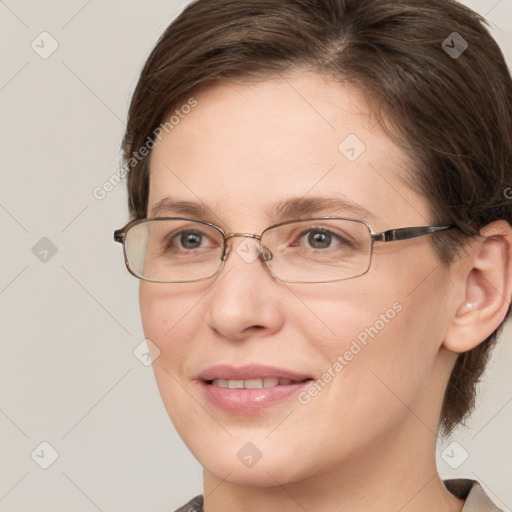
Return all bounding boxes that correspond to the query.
[198,364,313,382]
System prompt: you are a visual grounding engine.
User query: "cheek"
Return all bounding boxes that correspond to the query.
[290,278,406,356]
[302,272,444,410]
[296,304,434,459]
[139,282,204,365]
[138,282,204,425]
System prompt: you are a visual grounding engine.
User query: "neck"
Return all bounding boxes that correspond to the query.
[201,421,464,512]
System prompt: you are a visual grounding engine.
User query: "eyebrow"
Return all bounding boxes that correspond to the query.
[148,195,381,224]
[270,196,380,224]
[149,197,210,218]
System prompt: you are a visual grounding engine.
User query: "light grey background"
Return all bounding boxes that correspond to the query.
[0,1,511,511]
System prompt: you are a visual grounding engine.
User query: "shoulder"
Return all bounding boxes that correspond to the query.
[444,478,503,512]
[173,494,203,512]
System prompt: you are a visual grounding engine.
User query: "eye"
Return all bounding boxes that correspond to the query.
[164,229,214,251]
[294,228,352,250]
[177,230,205,249]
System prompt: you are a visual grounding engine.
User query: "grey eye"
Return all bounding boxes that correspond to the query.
[179,231,204,249]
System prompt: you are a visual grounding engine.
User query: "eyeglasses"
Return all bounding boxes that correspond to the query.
[113,217,455,284]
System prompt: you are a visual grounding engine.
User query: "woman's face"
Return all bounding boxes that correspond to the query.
[140,72,456,486]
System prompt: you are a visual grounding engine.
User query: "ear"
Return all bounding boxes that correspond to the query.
[443,220,512,353]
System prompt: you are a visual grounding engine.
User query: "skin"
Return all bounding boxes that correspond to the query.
[139,70,512,512]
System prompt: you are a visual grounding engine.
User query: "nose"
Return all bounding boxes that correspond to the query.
[205,235,285,342]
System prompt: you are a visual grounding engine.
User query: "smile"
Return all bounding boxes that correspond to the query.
[198,365,314,414]
[209,377,308,388]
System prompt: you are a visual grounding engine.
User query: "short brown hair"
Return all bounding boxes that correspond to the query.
[122,0,512,435]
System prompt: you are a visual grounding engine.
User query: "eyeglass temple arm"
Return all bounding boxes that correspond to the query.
[373,225,455,242]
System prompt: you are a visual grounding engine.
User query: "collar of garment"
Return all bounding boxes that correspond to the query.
[174,478,503,512]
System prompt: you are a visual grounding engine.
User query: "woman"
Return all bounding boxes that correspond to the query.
[114,0,512,510]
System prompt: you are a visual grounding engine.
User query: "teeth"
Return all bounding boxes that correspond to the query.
[263,377,279,387]
[244,378,263,388]
[228,380,244,389]
[211,377,301,388]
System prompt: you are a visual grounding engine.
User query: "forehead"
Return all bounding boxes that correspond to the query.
[148,72,430,231]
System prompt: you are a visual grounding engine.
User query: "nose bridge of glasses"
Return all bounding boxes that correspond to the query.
[222,232,273,261]
[224,232,261,241]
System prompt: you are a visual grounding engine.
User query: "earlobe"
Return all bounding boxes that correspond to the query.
[443,220,512,353]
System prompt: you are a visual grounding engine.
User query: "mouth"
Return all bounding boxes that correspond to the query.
[207,377,311,388]
[198,365,314,414]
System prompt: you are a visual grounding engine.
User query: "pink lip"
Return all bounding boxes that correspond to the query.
[197,364,313,415]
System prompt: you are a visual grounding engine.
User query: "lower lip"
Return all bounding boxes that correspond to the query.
[200,380,312,414]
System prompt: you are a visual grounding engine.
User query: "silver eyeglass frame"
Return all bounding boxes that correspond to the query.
[113,216,456,284]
